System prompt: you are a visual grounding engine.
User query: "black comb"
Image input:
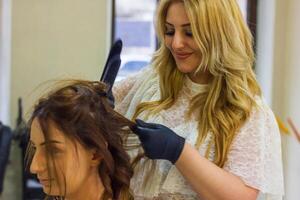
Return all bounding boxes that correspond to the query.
[100,39,123,92]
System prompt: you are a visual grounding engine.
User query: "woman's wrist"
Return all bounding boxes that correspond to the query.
[174,142,189,166]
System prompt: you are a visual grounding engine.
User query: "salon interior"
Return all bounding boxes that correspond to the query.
[0,0,299,199]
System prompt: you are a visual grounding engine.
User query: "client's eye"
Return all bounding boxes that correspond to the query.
[52,147,64,154]
[47,145,64,156]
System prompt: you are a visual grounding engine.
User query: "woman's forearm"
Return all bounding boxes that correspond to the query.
[175,143,259,200]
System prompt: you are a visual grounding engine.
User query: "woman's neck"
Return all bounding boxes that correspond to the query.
[66,168,104,200]
[188,70,212,84]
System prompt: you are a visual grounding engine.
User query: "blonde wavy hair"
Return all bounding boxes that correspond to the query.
[133,0,261,167]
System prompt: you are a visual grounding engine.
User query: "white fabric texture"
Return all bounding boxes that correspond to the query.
[113,66,284,200]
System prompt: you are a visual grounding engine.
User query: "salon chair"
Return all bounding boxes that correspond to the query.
[0,121,13,195]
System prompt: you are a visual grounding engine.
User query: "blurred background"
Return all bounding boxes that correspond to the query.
[0,0,299,199]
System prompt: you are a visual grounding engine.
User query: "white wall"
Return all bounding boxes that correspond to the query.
[273,0,300,199]
[0,0,11,125]
[257,0,300,199]
[256,0,276,106]
[10,0,111,126]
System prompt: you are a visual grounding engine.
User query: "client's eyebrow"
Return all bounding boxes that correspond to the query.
[40,140,63,146]
[30,140,63,146]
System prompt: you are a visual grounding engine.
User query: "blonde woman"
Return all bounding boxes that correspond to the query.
[113,0,284,199]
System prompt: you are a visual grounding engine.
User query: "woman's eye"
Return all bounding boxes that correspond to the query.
[165,30,174,36]
[46,145,64,155]
[52,148,63,154]
[185,31,193,37]
[31,144,37,152]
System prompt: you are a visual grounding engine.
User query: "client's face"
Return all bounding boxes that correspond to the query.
[29,118,99,198]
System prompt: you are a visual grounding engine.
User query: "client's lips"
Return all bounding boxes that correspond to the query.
[38,178,52,186]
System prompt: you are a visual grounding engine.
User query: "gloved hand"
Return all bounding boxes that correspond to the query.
[131,119,185,164]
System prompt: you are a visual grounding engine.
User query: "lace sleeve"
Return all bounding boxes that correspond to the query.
[113,74,139,106]
[113,67,152,104]
[223,99,284,198]
[113,66,155,116]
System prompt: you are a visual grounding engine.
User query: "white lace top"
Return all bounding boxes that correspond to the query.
[113,66,284,200]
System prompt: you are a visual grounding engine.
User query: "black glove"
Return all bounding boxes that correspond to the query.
[131,119,185,164]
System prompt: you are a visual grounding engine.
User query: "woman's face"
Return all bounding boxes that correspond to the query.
[164,1,202,78]
[29,118,101,198]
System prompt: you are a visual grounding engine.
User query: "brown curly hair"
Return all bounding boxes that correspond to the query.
[25,80,135,200]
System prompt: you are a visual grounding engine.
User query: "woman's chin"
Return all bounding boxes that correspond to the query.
[42,186,60,196]
[176,65,195,74]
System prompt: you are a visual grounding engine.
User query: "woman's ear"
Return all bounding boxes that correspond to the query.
[90,149,103,166]
[90,142,108,166]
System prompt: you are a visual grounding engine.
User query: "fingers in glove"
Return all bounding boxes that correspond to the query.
[130,125,151,140]
[135,119,160,129]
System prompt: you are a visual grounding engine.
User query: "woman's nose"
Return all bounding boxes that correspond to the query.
[30,150,46,174]
[172,32,185,50]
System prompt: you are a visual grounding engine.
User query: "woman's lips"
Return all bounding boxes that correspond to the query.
[39,179,52,186]
[174,52,192,60]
